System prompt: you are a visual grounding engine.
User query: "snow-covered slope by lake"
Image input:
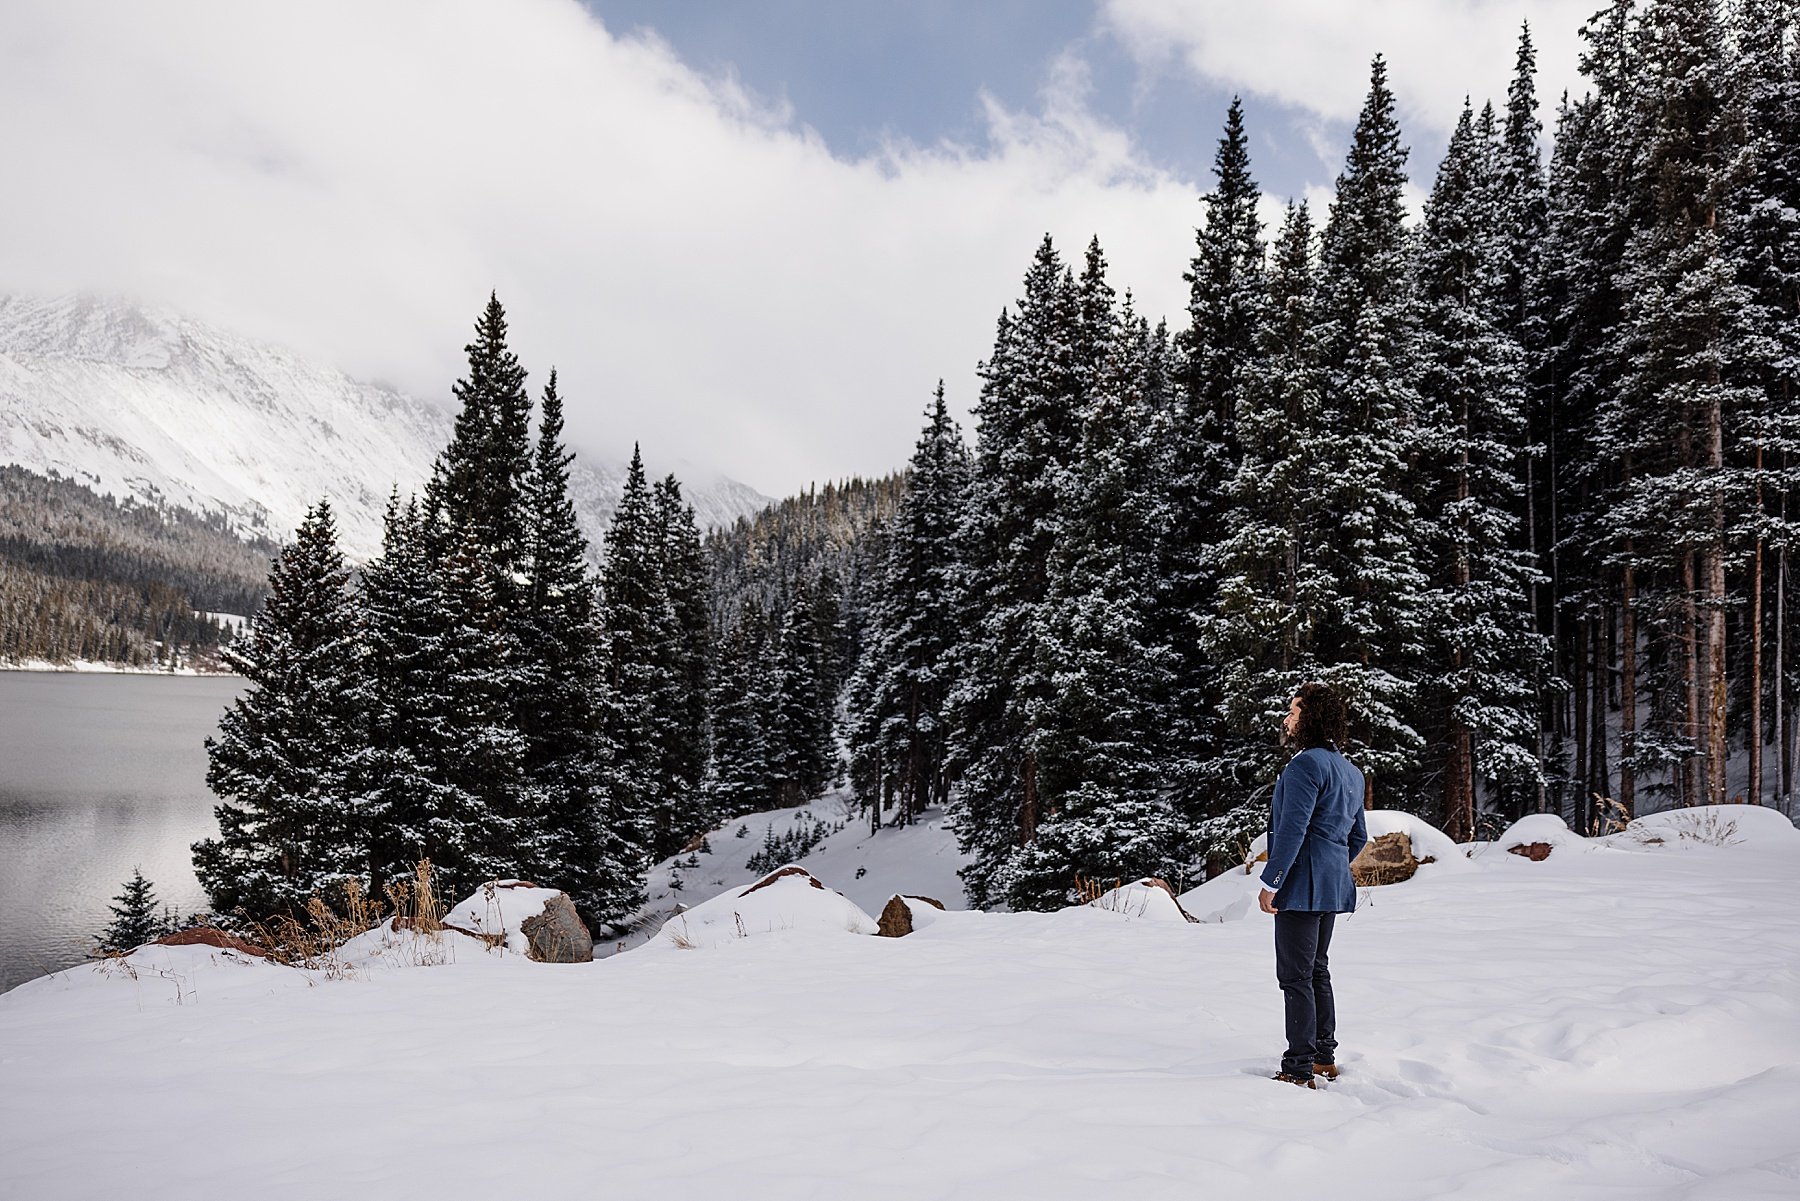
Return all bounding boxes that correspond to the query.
[2,804,1796,1200]
[0,294,768,559]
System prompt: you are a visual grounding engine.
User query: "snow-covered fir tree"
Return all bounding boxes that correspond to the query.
[599,446,687,859]
[947,235,1092,908]
[654,472,715,837]
[361,505,526,900]
[1307,55,1434,798]
[1002,298,1186,907]
[1197,201,1333,866]
[845,382,970,828]
[513,372,643,922]
[705,602,775,817]
[1415,101,1549,840]
[423,293,534,601]
[1159,98,1265,820]
[95,867,170,954]
[194,500,369,919]
[767,574,837,808]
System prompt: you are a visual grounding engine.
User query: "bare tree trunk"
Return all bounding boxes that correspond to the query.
[1704,392,1728,806]
[1591,613,1610,833]
[1751,442,1765,806]
[1621,556,1638,820]
[1684,548,1700,808]
[1018,750,1038,846]
[1444,718,1474,843]
[1779,502,1790,804]
[1574,615,1589,826]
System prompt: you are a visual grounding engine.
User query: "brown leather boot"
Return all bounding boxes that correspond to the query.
[1313,1063,1340,1081]
[1272,1072,1317,1088]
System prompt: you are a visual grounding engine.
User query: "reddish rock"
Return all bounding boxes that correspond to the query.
[152,927,270,958]
[1507,841,1555,862]
[740,865,827,896]
[875,894,946,937]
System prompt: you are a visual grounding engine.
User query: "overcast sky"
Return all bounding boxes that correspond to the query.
[3,0,1595,497]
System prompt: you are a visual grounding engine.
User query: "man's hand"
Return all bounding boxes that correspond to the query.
[1258,888,1278,915]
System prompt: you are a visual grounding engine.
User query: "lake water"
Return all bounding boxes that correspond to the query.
[0,672,241,993]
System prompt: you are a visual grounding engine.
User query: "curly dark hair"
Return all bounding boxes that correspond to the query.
[1293,681,1348,750]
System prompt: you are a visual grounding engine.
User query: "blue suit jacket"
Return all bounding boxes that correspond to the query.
[1260,745,1368,913]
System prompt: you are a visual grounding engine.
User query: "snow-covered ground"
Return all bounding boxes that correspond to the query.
[3,804,1797,1201]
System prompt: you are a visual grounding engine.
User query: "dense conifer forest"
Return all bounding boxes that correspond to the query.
[179,0,1800,926]
[0,465,272,668]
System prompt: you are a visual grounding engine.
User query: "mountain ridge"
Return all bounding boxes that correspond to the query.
[0,294,770,560]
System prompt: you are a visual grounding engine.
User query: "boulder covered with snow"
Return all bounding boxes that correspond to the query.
[1177,868,1264,924]
[876,894,946,938]
[1497,814,1587,861]
[1085,878,1199,923]
[151,926,271,958]
[1364,810,1463,865]
[442,882,592,961]
[1607,803,1800,851]
[648,865,878,951]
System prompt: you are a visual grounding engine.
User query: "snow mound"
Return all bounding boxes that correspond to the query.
[441,882,567,956]
[1606,804,1800,851]
[646,865,878,951]
[1177,868,1264,924]
[1085,879,1197,923]
[1364,810,1464,865]
[1495,814,1589,856]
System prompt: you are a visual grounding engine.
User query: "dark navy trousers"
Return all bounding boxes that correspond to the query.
[1274,910,1337,1078]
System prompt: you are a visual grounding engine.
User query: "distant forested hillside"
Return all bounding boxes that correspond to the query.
[0,465,274,668]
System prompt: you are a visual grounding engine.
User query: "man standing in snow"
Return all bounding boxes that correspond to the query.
[1256,682,1368,1088]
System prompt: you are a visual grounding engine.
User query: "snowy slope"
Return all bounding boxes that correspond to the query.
[611,789,974,952]
[0,294,768,560]
[2,804,1797,1200]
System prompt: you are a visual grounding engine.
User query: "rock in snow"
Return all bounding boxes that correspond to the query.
[1085,878,1200,923]
[519,893,595,964]
[648,865,879,951]
[441,882,585,960]
[876,893,947,937]
[1352,832,1421,885]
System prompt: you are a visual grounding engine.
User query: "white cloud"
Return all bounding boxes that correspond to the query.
[1101,0,1595,161]
[0,0,1216,497]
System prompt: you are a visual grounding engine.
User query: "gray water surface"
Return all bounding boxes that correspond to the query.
[0,672,241,993]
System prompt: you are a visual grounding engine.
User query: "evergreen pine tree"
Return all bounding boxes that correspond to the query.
[1605,0,1760,808]
[96,867,167,953]
[599,446,685,859]
[424,294,533,597]
[654,473,714,835]
[1308,55,1435,798]
[194,501,369,919]
[845,382,970,827]
[1197,202,1333,866]
[1161,98,1266,822]
[1003,301,1185,907]
[361,500,524,900]
[706,603,775,817]
[514,371,642,920]
[947,236,1093,906]
[768,575,836,807]
[1416,101,1550,840]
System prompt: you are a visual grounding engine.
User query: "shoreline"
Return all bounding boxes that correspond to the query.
[0,660,238,678]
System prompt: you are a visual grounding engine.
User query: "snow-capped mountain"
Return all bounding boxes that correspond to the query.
[0,294,768,560]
